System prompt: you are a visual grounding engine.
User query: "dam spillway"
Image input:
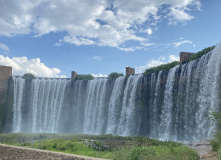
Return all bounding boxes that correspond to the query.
[7,42,221,141]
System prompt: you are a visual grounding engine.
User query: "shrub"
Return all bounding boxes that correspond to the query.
[209,111,221,152]
[75,74,94,81]
[210,131,221,152]
[22,73,36,79]
[189,45,215,62]
[143,61,180,76]
[108,72,123,79]
[218,148,221,159]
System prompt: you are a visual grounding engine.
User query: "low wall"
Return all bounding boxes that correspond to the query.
[0,144,110,160]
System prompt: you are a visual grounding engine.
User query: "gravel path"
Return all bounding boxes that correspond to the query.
[187,140,218,160]
[0,144,110,160]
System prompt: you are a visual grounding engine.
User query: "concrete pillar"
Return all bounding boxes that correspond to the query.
[0,65,12,130]
[126,67,135,76]
[71,71,77,80]
[0,65,12,102]
[180,52,195,65]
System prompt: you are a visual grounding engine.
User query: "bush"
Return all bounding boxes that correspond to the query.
[209,111,221,152]
[75,74,94,81]
[218,148,221,159]
[143,61,180,76]
[108,72,123,79]
[22,73,36,79]
[189,45,215,62]
[210,131,221,152]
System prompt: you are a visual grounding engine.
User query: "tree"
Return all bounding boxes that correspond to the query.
[143,61,179,76]
[108,72,123,79]
[75,74,94,81]
[22,73,36,79]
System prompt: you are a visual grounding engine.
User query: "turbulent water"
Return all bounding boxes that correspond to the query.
[10,42,221,141]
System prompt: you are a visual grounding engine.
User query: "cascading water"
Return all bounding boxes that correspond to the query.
[10,42,221,142]
[12,77,70,133]
[159,65,179,140]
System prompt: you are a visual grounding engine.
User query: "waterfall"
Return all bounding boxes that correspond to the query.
[83,78,108,134]
[10,42,221,142]
[117,74,143,136]
[150,71,163,138]
[12,78,70,133]
[196,43,221,139]
[107,76,125,134]
[13,77,25,132]
[159,65,179,140]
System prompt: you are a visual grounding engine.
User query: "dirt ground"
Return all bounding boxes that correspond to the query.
[0,143,110,160]
[187,140,218,160]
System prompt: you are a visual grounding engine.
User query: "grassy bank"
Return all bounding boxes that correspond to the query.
[0,133,199,160]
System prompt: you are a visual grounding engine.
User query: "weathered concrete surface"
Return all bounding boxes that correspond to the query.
[126,67,135,76]
[71,71,77,80]
[0,65,12,131]
[0,65,12,101]
[187,140,218,160]
[180,52,194,64]
[0,144,111,160]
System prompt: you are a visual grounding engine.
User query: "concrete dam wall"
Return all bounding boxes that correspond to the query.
[0,43,221,142]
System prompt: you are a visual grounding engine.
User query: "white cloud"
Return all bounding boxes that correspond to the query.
[169,55,179,62]
[93,56,102,61]
[0,43,10,55]
[118,47,136,52]
[0,43,10,52]
[0,55,66,78]
[0,0,200,50]
[136,54,179,73]
[54,43,62,46]
[136,60,165,73]
[147,28,153,35]
[62,36,95,46]
[168,8,194,25]
[173,40,192,47]
[91,73,108,77]
[159,57,166,60]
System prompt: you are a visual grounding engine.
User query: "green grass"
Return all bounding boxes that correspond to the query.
[113,145,198,160]
[22,139,112,158]
[0,133,199,160]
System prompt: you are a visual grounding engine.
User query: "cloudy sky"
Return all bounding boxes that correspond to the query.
[0,0,220,78]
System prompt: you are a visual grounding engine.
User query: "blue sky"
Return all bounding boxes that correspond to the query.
[0,0,220,78]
